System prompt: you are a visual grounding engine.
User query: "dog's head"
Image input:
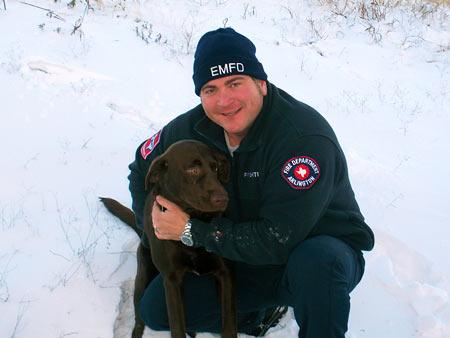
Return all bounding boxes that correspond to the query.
[145,140,230,213]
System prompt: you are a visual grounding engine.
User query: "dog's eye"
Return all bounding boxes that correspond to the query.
[211,163,219,172]
[186,167,200,176]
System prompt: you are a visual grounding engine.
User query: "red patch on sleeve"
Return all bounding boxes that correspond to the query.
[140,130,161,159]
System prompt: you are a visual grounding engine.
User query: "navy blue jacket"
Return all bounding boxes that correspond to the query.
[128,82,374,265]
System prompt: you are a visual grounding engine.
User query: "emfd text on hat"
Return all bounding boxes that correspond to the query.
[210,62,244,77]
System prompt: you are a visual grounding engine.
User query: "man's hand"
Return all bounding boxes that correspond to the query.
[152,195,189,241]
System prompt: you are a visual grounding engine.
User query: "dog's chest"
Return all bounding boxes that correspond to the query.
[179,245,221,276]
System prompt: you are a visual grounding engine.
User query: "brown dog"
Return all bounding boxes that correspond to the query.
[101,140,237,338]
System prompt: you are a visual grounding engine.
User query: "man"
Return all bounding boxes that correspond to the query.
[128,27,374,337]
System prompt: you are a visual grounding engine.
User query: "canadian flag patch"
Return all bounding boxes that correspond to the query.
[140,130,161,159]
[281,156,320,189]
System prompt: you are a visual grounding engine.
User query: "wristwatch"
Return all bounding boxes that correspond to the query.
[180,219,194,246]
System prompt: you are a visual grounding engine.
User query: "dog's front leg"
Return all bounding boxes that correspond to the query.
[163,270,188,338]
[215,264,237,338]
[132,243,159,338]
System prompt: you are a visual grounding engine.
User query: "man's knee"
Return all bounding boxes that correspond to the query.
[138,302,168,331]
[289,236,340,272]
[138,276,169,331]
[282,236,362,337]
[285,235,363,294]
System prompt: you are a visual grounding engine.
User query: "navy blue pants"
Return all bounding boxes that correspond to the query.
[138,235,365,338]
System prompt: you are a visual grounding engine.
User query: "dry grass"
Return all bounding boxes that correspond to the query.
[318,0,449,23]
[321,0,449,6]
[312,0,449,45]
[426,0,449,6]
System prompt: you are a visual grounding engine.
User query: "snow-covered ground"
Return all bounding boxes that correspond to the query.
[1,0,449,337]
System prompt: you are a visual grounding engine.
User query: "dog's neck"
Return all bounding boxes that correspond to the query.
[186,209,223,222]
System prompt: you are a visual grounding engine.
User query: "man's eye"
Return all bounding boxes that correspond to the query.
[203,88,215,95]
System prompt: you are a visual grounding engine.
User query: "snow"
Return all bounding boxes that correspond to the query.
[1,0,449,337]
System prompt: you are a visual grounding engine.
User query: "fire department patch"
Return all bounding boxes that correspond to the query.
[281,156,320,189]
[140,130,161,159]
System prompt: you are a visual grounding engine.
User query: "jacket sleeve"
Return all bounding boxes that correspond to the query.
[128,128,168,229]
[190,136,342,265]
[128,142,150,230]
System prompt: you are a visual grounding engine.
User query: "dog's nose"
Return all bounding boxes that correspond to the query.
[211,193,229,209]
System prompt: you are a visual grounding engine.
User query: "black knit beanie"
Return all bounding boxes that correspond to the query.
[193,27,267,96]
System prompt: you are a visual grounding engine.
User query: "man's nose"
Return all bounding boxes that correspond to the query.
[217,89,233,106]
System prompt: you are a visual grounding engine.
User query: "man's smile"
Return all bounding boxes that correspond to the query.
[222,107,241,117]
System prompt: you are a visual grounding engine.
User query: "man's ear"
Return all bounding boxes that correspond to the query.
[254,78,267,96]
[212,150,230,184]
[145,155,168,190]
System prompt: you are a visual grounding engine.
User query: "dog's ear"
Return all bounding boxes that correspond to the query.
[145,155,168,190]
[213,151,230,184]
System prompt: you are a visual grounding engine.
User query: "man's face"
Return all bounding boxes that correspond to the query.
[200,75,267,147]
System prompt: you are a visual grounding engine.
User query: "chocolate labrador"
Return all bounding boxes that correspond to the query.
[100,140,236,338]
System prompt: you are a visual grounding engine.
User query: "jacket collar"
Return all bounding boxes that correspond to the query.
[194,113,228,152]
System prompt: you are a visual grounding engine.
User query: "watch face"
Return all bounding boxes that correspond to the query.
[181,234,194,246]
